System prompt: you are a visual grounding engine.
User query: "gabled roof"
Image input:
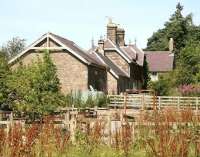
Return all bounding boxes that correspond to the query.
[87,49,129,79]
[128,44,144,66]
[9,32,105,68]
[95,53,129,78]
[104,39,132,63]
[103,39,144,66]
[144,51,174,72]
[120,46,137,61]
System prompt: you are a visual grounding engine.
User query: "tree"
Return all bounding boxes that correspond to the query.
[2,37,26,59]
[146,3,193,61]
[0,51,11,110]
[148,75,170,96]
[7,51,66,120]
[142,56,150,89]
[175,41,200,85]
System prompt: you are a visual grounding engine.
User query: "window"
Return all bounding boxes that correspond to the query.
[152,72,157,76]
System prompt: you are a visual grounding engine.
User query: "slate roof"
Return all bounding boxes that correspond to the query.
[104,39,132,63]
[95,53,129,77]
[9,32,106,68]
[129,45,144,66]
[87,47,129,78]
[103,39,144,66]
[144,51,174,72]
[50,33,105,67]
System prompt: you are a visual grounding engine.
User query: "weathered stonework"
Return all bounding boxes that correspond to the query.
[11,50,88,94]
[105,50,129,75]
[107,72,118,94]
[50,51,88,93]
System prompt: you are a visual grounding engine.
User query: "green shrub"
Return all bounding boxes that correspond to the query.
[148,75,170,96]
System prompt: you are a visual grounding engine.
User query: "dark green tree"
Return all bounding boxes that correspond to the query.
[0,51,11,110]
[7,51,66,120]
[146,3,193,61]
[175,41,200,85]
[142,56,150,89]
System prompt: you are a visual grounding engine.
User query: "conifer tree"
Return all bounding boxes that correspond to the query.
[146,3,193,61]
[0,51,10,110]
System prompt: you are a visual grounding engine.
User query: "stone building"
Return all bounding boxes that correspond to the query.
[9,20,145,94]
[9,33,107,94]
[144,39,175,81]
[88,20,145,93]
[144,51,174,81]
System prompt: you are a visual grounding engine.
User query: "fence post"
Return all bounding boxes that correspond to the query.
[177,97,180,111]
[158,97,161,110]
[141,95,144,110]
[196,97,198,112]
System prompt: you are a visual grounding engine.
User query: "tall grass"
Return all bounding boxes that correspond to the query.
[138,108,200,157]
[0,108,199,157]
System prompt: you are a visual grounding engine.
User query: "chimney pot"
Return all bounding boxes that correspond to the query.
[98,39,104,55]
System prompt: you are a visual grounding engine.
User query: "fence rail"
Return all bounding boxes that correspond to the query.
[108,95,200,110]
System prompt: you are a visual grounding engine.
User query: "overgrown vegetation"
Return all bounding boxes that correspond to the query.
[66,91,108,108]
[0,51,108,120]
[0,52,11,110]
[0,108,199,157]
[6,51,66,120]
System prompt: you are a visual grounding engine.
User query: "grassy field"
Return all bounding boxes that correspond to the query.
[0,108,200,157]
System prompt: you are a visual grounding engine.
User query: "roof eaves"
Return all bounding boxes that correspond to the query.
[8,33,48,65]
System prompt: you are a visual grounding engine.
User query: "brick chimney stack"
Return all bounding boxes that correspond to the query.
[107,19,117,44]
[98,36,104,55]
[116,26,125,46]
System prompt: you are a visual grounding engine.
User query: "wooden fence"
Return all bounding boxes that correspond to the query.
[108,95,200,111]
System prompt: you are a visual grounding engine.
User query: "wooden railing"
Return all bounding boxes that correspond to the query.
[108,95,200,111]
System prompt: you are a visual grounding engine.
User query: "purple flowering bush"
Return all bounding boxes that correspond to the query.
[178,85,200,96]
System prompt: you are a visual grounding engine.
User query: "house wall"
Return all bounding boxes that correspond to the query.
[107,72,130,94]
[11,50,88,94]
[88,66,107,92]
[105,50,129,75]
[107,72,118,94]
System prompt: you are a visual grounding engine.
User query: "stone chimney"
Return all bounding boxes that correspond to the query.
[107,19,117,44]
[116,26,125,46]
[98,37,104,55]
[169,38,174,52]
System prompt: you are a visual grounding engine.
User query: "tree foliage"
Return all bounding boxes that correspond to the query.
[0,51,11,110]
[7,51,66,120]
[142,56,150,89]
[174,41,200,85]
[1,37,26,59]
[148,75,170,96]
[146,3,200,94]
[146,3,194,61]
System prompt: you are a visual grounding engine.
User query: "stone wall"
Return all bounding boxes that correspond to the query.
[11,50,88,94]
[107,72,130,94]
[107,72,118,94]
[105,50,129,75]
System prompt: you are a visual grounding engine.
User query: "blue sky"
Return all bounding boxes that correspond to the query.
[0,0,200,49]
